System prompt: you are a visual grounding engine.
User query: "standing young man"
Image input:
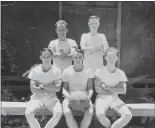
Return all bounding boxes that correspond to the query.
[80,15,109,72]
[48,20,78,71]
[94,47,132,128]
[62,49,94,128]
[25,48,62,128]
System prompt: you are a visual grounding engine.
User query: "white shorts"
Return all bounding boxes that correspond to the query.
[26,94,61,114]
[95,94,125,112]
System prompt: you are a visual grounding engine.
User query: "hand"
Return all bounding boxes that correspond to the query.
[115,81,126,88]
[38,84,47,91]
[101,82,110,91]
[60,49,68,57]
[39,83,44,88]
[119,81,126,84]
[85,98,90,109]
[52,79,60,86]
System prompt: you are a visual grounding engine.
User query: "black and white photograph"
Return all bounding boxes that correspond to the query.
[1,1,155,128]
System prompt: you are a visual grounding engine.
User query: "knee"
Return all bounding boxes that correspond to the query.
[122,111,132,122]
[54,110,63,119]
[53,106,63,118]
[63,109,72,117]
[25,108,34,117]
[62,101,72,117]
[88,108,94,117]
[96,112,106,121]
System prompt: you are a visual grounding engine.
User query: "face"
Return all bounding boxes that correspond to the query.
[73,51,84,65]
[56,24,68,39]
[40,51,52,64]
[105,51,118,66]
[88,19,100,33]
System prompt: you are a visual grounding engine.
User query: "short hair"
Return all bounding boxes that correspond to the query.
[73,48,84,56]
[55,20,67,28]
[105,47,119,56]
[40,48,53,56]
[88,15,100,22]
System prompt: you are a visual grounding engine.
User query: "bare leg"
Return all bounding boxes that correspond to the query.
[95,97,111,128]
[111,105,132,128]
[62,98,78,128]
[80,100,93,128]
[25,99,42,128]
[45,100,62,128]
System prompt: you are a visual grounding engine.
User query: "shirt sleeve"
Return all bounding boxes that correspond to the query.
[62,69,69,82]
[119,70,128,82]
[48,41,55,53]
[80,34,86,49]
[55,67,62,80]
[71,40,77,48]
[101,34,109,52]
[94,68,100,78]
[28,68,38,81]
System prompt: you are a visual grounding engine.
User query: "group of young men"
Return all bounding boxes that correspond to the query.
[25,16,132,128]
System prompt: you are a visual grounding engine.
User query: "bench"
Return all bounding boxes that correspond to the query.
[1,102,155,117]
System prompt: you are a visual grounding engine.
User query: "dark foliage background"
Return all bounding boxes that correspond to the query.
[1,1,155,128]
[1,1,155,78]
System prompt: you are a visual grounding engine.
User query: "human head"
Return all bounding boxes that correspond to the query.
[105,47,119,66]
[72,49,84,65]
[40,48,53,65]
[88,15,100,33]
[55,20,68,40]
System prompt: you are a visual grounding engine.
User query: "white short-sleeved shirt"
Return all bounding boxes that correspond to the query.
[94,66,128,95]
[28,64,61,97]
[62,66,94,94]
[48,38,77,71]
[80,33,109,71]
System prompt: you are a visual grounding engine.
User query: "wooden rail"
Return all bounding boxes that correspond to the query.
[1,102,155,117]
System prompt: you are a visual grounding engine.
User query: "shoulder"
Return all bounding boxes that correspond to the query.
[49,39,58,45]
[67,38,76,42]
[52,65,61,73]
[95,66,105,74]
[67,38,77,45]
[98,33,106,38]
[84,68,93,74]
[116,68,126,76]
[63,66,73,74]
[81,33,89,38]
[29,64,42,74]
[31,64,41,71]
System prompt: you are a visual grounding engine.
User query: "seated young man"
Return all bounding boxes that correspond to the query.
[62,49,94,128]
[25,48,62,128]
[94,47,132,128]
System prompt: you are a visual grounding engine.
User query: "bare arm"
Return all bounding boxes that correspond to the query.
[101,34,109,53]
[108,82,127,94]
[80,34,94,51]
[94,76,104,93]
[30,79,47,94]
[61,42,77,59]
[40,79,62,93]
[62,82,70,99]
[48,41,62,57]
[87,78,94,99]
